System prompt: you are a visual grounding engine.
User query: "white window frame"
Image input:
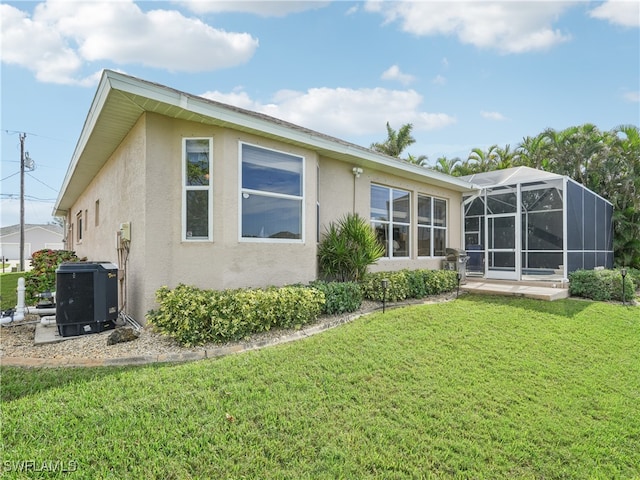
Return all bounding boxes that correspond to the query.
[76,211,83,243]
[417,194,448,257]
[371,184,411,259]
[182,137,213,242]
[239,142,305,243]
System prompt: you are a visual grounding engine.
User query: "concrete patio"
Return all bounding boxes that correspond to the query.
[461,278,569,301]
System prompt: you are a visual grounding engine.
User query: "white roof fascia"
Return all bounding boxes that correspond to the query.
[53,73,113,216]
[106,71,478,192]
[54,70,478,217]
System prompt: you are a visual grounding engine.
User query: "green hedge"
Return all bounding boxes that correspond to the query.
[147,284,325,346]
[309,281,363,315]
[24,249,82,304]
[569,269,636,302]
[362,269,458,302]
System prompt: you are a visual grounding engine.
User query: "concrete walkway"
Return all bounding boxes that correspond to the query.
[461,279,569,301]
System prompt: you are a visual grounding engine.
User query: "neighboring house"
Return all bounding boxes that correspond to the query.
[0,224,64,264]
[52,70,613,323]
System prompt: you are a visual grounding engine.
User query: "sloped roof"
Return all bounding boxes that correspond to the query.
[460,166,564,188]
[0,224,63,238]
[54,70,476,216]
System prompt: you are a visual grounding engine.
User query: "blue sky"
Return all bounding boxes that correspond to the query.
[1,0,638,227]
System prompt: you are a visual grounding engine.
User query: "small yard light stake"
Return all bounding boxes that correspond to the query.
[381,278,389,313]
[456,272,461,298]
[621,268,627,305]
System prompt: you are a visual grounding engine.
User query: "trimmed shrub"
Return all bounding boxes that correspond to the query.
[569,269,635,302]
[147,284,325,346]
[24,249,82,304]
[309,281,363,315]
[422,269,459,295]
[361,271,410,302]
[362,269,458,302]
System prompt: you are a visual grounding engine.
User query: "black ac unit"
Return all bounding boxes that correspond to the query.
[56,262,118,337]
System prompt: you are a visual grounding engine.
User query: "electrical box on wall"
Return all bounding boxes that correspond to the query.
[119,222,131,241]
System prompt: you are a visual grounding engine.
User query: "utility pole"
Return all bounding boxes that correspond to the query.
[19,133,26,272]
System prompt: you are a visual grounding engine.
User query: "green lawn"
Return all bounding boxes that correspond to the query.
[2,296,639,479]
[0,272,22,311]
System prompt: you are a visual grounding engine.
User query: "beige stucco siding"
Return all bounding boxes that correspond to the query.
[139,115,322,321]
[65,115,147,319]
[64,112,464,323]
[317,156,463,273]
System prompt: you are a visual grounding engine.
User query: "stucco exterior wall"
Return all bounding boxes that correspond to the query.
[317,156,463,273]
[64,112,464,323]
[139,114,322,322]
[65,115,147,322]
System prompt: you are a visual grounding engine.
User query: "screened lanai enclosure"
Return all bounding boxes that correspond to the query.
[461,167,613,282]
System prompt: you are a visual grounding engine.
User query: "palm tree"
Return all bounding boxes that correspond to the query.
[370,122,416,158]
[431,156,461,175]
[406,153,429,167]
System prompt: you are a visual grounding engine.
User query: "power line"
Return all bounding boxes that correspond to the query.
[26,172,58,192]
[1,171,20,182]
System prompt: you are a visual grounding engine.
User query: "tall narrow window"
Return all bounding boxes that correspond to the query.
[240,143,304,241]
[76,211,83,242]
[183,138,213,241]
[418,194,448,257]
[95,200,100,227]
[370,184,410,258]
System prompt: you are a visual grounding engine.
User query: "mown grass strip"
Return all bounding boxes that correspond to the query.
[2,295,639,479]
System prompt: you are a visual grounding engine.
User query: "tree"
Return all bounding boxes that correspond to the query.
[431,156,461,175]
[371,122,416,158]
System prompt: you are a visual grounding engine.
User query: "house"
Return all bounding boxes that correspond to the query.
[53,71,614,322]
[53,70,476,323]
[461,167,614,281]
[0,224,64,266]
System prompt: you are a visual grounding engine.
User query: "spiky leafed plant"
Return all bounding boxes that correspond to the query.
[318,213,385,282]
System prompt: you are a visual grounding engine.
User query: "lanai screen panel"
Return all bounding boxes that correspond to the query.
[521,179,564,273]
[566,179,613,272]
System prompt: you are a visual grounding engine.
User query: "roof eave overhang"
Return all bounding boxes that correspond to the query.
[53,70,477,216]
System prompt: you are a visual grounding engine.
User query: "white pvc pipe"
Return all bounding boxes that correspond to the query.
[40,315,56,325]
[0,277,26,325]
[1,278,58,325]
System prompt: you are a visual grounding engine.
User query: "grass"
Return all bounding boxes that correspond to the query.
[0,272,22,311]
[2,295,639,479]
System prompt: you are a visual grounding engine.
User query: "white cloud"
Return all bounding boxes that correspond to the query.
[178,1,330,17]
[481,111,507,121]
[623,91,640,103]
[365,1,573,54]
[589,0,640,27]
[201,86,456,137]
[381,65,416,85]
[432,74,446,86]
[0,1,258,85]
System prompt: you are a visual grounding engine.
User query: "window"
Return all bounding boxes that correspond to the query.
[76,211,83,242]
[418,194,447,257]
[240,143,304,241]
[370,184,410,258]
[182,138,213,241]
[95,200,100,227]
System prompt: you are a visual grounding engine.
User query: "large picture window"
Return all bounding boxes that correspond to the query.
[182,138,212,241]
[370,184,410,258]
[240,143,304,241]
[418,194,447,257]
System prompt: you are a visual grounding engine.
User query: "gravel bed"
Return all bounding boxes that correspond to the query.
[0,295,457,361]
